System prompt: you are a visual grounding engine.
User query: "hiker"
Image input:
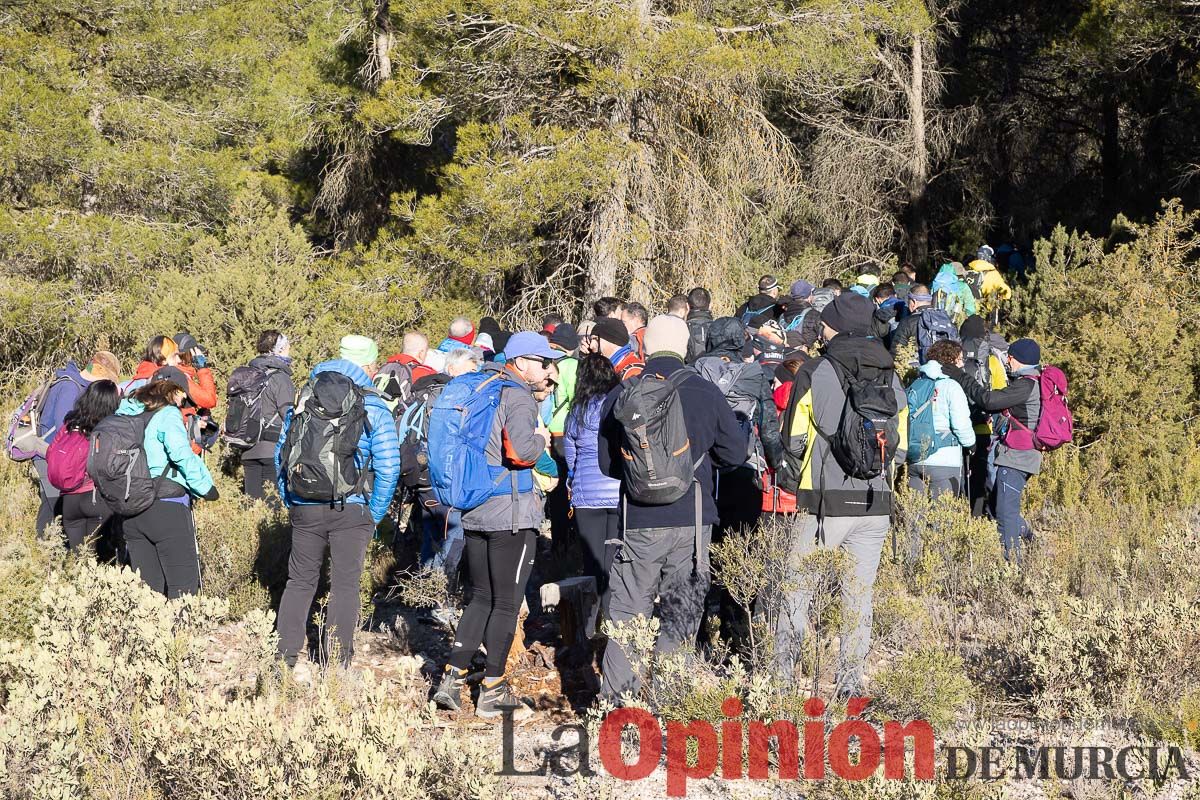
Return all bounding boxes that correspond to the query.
[114,374,218,598]
[931,264,977,322]
[901,263,917,283]
[870,283,902,343]
[892,271,913,302]
[772,361,803,416]
[775,292,907,696]
[275,335,400,669]
[546,323,581,551]
[541,313,565,333]
[46,379,120,552]
[593,296,622,319]
[378,332,437,407]
[849,266,881,298]
[735,275,781,328]
[906,340,975,499]
[172,332,219,454]
[478,317,507,361]
[563,354,623,623]
[958,315,1008,517]
[941,338,1048,561]
[413,346,482,613]
[577,320,597,355]
[592,317,643,380]
[666,294,689,320]
[751,319,788,367]
[597,315,746,702]
[684,287,715,364]
[890,283,961,364]
[230,330,296,501]
[967,246,1013,321]
[427,317,475,372]
[695,316,785,652]
[25,351,120,535]
[123,336,180,395]
[431,332,563,720]
[617,302,649,359]
[778,280,822,350]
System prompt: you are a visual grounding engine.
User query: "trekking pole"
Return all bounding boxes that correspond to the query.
[888,461,898,565]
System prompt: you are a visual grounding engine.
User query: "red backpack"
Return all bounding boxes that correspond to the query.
[1003,366,1074,452]
[46,429,92,493]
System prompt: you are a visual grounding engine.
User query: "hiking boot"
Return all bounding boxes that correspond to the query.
[433,667,466,712]
[475,679,532,721]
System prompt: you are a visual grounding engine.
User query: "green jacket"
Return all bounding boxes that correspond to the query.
[548,356,578,437]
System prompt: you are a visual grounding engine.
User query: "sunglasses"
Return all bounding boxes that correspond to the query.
[519,355,557,370]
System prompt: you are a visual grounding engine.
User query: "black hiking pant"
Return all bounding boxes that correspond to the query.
[574,507,621,599]
[449,528,537,676]
[276,503,374,668]
[242,458,276,502]
[124,500,201,599]
[61,492,111,552]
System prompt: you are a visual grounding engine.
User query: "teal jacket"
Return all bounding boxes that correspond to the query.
[116,399,215,497]
[912,361,976,468]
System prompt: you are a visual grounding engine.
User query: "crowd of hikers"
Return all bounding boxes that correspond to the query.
[7,243,1072,719]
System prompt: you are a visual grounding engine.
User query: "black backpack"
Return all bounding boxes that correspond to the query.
[222,365,277,450]
[396,380,446,490]
[612,369,698,504]
[280,372,372,504]
[87,411,185,516]
[694,356,762,466]
[826,361,900,480]
[375,361,416,405]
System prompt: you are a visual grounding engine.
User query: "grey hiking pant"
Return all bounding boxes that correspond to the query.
[775,514,888,692]
[601,524,712,703]
[907,464,963,499]
[277,503,374,668]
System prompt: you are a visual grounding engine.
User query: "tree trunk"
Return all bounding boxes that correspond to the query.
[1100,88,1121,227]
[372,0,393,86]
[906,33,930,271]
[81,103,102,215]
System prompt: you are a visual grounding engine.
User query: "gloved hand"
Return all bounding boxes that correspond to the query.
[202,485,220,502]
[193,347,208,369]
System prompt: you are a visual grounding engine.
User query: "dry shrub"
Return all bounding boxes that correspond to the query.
[0,558,501,800]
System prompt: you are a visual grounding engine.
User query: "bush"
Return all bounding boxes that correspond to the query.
[0,558,500,800]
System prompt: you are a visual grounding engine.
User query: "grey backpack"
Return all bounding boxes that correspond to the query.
[280,372,372,505]
[612,369,697,505]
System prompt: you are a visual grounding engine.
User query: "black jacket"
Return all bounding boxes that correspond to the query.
[734,293,780,328]
[685,309,714,364]
[598,355,746,529]
[696,317,785,470]
[778,299,822,349]
[890,305,929,356]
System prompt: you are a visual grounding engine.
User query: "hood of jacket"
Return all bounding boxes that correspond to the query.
[117,398,149,416]
[55,361,87,386]
[686,308,713,323]
[413,372,450,394]
[310,358,374,389]
[130,360,158,382]
[706,316,748,355]
[824,333,894,380]
[250,354,294,375]
[918,360,947,380]
[968,259,997,274]
[779,298,812,316]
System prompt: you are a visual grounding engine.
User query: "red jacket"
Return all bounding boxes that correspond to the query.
[385,353,436,383]
[631,327,647,360]
[177,364,217,455]
[613,351,644,381]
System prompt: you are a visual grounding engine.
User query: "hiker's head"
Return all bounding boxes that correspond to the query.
[257,330,288,357]
[541,313,565,332]
[926,340,964,369]
[617,301,648,334]
[789,280,814,302]
[572,353,619,417]
[576,320,597,355]
[872,283,895,304]
[1007,338,1041,372]
[64,379,120,434]
[402,332,429,362]
[85,351,120,383]
[891,271,910,286]
[445,347,482,377]
[135,375,188,410]
[592,296,621,319]
[592,317,629,359]
[821,277,843,294]
[448,317,474,345]
[758,274,780,298]
[902,262,917,280]
[548,323,579,354]
[908,284,932,311]
[820,292,874,340]
[687,287,711,312]
[339,334,380,378]
[504,332,563,388]
[666,294,689,319]
[643,315,690,359]
[144,335,180,368]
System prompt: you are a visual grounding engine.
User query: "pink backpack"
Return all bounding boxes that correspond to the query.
[1003,366,1073,452]
[46,429,92,493]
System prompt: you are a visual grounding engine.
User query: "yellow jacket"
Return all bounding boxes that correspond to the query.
[967,260,1012,300]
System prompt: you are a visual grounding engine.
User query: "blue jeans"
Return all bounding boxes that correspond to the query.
[994,467,1031,561]
[420,500,464,578]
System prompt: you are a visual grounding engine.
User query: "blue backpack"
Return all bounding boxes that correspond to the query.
[427,370,534,510]
[915,309,960,363]
[906,376,955,463]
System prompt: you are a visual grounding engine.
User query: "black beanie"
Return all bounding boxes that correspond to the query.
[960,314,987,341]
[819,292,874,336]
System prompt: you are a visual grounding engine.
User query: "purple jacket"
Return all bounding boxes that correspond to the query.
[564,397,620,509]
[37,362,89,448]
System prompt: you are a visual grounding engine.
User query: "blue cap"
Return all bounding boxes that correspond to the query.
[503,331,565,361]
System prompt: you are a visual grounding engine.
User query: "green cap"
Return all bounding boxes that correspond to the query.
[339,334,379,367]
